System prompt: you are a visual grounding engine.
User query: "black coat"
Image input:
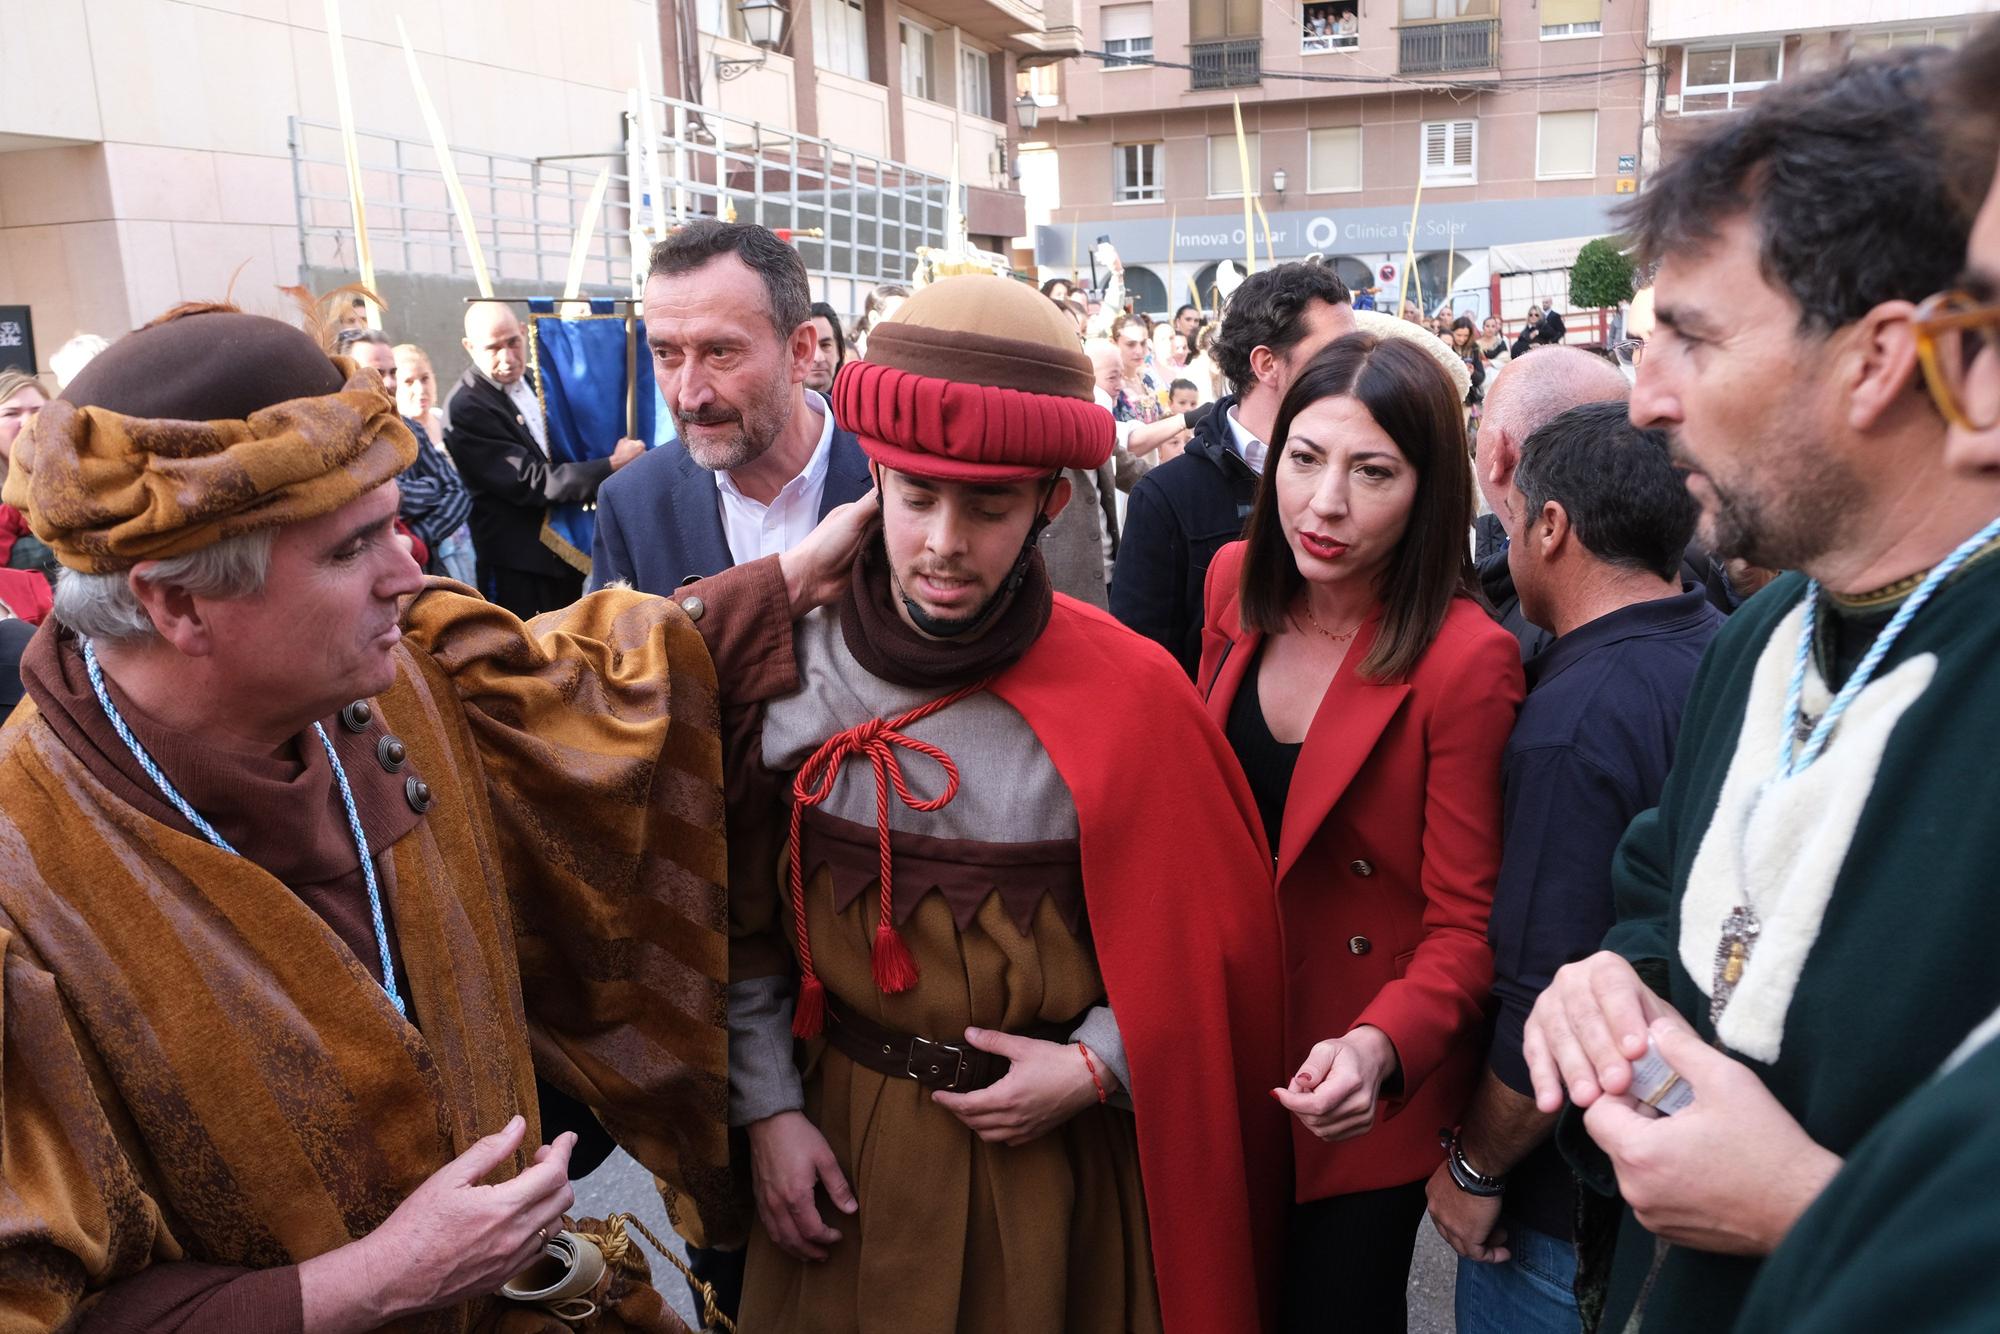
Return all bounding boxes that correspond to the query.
[441,367,613,581]
[1536,308,1567,344]
[1109,395,1260,678]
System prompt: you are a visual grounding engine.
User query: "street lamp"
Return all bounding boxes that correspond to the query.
[738,0,786,48]
[718,0,786,79]
[1015,90,1041,132]
[1272,167,1288,195]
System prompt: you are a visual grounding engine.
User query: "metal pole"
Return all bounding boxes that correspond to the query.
[287,116,311,285]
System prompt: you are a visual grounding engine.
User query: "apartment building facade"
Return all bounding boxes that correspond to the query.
[0,0,1074,376]
[1645,0,1987,166]
[661,0,1079,262]
[1028,0,1652,323]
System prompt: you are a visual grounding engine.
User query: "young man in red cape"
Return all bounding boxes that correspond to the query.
[709,274,1289,1334]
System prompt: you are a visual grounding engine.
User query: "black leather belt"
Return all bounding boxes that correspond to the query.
[822,997,1070,1095]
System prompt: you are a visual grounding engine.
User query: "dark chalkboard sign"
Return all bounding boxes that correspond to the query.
[0,307,34,375]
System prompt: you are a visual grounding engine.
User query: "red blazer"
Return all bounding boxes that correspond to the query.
[1197,541,1523,1201]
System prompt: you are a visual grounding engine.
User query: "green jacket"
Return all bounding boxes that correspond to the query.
[1733,1016,2000,1332]
[1589,557,2000,1331]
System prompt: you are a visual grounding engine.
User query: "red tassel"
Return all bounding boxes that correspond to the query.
[792,973,827,1038]
[871,923,920,993]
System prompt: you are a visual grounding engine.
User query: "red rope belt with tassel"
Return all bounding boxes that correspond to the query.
[788,678,993,1039]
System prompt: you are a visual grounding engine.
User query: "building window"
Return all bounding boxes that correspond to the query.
[1307,126,1362,193]
[1020,62,1060,108]
[1208,132,1262,198]
[1115,143,1163,203]
[1420,119,1475,185]
[813,0,867,79]
[1536,110,1596,179]
[695,0,745,40]
[1853,25,1967,55]
[1539,0,1601,39]
[961,48,993,118]
[1302,2,1358,53]
[1681,42,1781,114]
[900,19,938,102]
[1401,0,1493,19]
[1102,4,1154,68]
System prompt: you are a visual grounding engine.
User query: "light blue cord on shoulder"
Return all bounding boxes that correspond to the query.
[81,636,407,1017]
[1778,513,2000,779]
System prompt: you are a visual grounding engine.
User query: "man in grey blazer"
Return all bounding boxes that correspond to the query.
[591,221,871,594]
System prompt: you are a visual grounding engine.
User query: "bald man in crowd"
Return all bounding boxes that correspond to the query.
[444,303,644,616]
[1471,346,1654,658]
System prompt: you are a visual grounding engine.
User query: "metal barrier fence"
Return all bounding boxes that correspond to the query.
[289,95,963,317]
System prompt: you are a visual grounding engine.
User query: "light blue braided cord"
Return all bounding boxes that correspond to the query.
[313,723,406,1017]
[82,637,240,854]
[1780,513,2000,779]
[82,635,406,1018]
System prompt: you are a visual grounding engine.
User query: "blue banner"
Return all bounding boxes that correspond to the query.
[527,298,670,573]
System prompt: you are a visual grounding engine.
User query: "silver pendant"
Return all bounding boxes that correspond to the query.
[1711,905,1761,1025]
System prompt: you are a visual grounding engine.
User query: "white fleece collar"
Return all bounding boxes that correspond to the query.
[1680,600,1936,1063]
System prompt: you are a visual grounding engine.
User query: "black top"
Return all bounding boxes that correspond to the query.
[1486,590,1723,1240]
[1222,647,1302,857]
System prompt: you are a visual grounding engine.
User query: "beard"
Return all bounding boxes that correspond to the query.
[1676,431,1865,571]
[673,377,791,472]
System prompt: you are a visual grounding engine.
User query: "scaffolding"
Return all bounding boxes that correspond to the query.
[289,95,964,319]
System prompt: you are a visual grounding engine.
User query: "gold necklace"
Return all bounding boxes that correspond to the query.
[1300,603,1363,643]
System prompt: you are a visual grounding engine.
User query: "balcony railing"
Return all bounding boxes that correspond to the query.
[1397,17,1497,74]
[1191,38,1262,89]
[1301,31,1359,53]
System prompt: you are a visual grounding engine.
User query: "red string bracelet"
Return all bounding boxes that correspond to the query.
[1078,1042,1108,1104]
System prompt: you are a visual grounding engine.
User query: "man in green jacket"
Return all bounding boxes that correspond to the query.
[1521,43,2000,1333]
[1732,24,2000,1332]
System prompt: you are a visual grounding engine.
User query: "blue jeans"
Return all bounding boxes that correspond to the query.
[1454,1222,1580,1334]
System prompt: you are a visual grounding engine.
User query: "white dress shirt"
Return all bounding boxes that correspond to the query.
[502,375,549,455]
[1225,406,1268,475]
[715,390,836,566]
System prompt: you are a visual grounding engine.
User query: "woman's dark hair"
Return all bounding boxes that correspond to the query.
[1041,277,1074,299]
[808,300,847,368]
[1237,332,1478,683]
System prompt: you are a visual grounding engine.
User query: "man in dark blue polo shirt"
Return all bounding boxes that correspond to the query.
[1426,400,1723,1332]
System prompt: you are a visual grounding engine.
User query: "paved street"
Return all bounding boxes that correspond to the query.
[575,1149,1460,1332]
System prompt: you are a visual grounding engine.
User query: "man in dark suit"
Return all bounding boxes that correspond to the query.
[443,302,644,616]
[590,221,870,593]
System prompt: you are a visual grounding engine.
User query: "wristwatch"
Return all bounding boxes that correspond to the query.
[1438,1127,1506,1197]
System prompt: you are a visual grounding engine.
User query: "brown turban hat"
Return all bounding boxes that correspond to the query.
[3,307,417,574]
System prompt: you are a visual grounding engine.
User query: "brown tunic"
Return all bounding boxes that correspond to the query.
[729,609,1160,1334]
[0,565,786,1332]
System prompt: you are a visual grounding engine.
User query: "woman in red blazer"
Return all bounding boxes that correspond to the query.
[1196,333,1523,1332]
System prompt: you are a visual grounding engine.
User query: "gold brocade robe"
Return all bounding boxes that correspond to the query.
[0,582,734,1332]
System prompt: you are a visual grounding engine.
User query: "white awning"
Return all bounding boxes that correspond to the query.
[1487,235,1601,276]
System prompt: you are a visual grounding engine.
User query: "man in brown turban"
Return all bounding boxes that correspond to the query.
[0,302,873,1332]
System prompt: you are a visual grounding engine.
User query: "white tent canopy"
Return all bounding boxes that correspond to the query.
[1487,235,1601,277]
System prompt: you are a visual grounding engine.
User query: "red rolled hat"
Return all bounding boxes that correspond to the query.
[832,275,1114,483]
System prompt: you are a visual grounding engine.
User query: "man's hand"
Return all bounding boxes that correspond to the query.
[1273,1025,1398,1142]
[609,437,646,470]
[747,1110,856,1262]
[777,490,881,618]
[300,1116,576,1332]
[1425,1163,1509,1263]
[1582,1017,1841,1257]
[932,1031,1111,1147]
[1521,951,1676,1112]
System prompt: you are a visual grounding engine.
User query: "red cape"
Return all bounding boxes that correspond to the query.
[991,595,1289,1334]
